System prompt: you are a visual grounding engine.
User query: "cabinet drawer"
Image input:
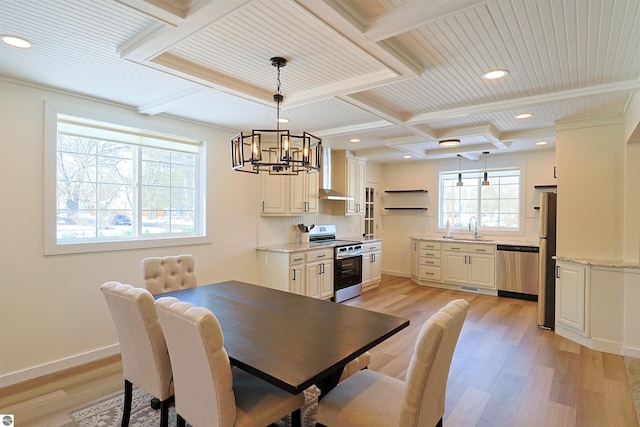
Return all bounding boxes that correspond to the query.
[420,249,440,259]
[419,241,441,250]
[443,242,468,252]
[419,266,441,281]
[306,249,332,263]
[468,244,495,254]
[289,253,305,265]
[362,242,381,253]
[420,258,441,267]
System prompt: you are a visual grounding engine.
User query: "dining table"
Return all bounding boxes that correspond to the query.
[155,280,409,396]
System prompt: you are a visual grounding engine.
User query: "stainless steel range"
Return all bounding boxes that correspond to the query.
[309,225,363,303]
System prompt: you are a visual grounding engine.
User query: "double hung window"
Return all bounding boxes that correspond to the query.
[439,169,521,231]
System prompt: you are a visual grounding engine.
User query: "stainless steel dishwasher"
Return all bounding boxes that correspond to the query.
[496,245,539,300]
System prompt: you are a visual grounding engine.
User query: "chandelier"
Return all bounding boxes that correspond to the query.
[231,57,321,175]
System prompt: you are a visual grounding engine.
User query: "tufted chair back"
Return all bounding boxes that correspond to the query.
[142,254,197,295]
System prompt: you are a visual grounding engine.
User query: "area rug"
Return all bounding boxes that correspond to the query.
[626,356,640,424]
[69,385,320,427]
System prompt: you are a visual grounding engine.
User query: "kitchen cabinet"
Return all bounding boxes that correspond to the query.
[442,242,495,289]
[260,171,319,215]
[362,241,382,290]
[289,253,306,295]
[332,151,366,215]
[257,248,333,299]
[306,248,333,299]
[555,260,587,334]
[289,170,319,214]
[418,241,441,282]
[260,173,288,215]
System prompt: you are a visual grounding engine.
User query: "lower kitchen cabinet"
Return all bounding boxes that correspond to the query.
[289,253,306,295]
[257,248,333,299]
[362,241,382,290]
[410,239,496,294]
[418,241,441,281]
[555,260,587,334]
[442,242,495,289]
[306,248,333,299]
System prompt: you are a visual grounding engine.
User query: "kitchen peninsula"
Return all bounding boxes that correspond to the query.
[256,231,383,301]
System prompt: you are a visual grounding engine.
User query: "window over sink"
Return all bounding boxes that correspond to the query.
[439,168,521,231]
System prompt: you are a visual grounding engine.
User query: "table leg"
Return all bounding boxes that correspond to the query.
[315,367,344,400]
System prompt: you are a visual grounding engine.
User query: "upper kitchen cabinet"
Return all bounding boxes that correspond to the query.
[332,150,366,215]
[289,171,319,214]
[260,171,319,216]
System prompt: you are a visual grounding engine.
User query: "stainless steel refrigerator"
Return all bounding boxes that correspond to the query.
[538,192,557,329]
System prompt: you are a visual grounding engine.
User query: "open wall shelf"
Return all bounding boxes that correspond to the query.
[384,207,428,210]
[384,189,428,193]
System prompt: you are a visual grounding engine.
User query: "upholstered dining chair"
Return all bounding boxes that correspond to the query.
[100,282,173,427]
[155,296,305,427]
[317,298,470,427]
[339,351,371,383]
[142,254,197,295]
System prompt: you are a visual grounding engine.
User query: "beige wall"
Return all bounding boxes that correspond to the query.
[556,116,625,259]
[0,81,262,385]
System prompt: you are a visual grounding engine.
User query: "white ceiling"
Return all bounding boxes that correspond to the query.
[2,0,640,163]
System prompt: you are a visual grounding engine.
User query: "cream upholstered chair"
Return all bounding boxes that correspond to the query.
[317,299,470,427]
[155,296,305,427]
[339,351,371,383]
[142,254,197,295]
[100,282,173,427]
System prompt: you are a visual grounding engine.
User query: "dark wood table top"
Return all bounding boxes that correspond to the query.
[156,281,409,394]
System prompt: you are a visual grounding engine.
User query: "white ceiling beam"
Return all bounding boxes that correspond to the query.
[137,86,213,115]
[117,0,250,61]
[341,94,438,140]
[364,0,491,42]
[501,127,556,141]
[314,121,393,138]
[407,80,640,124]
[294,0,422,77]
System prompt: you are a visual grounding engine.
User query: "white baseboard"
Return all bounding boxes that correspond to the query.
[381,269,409,277]
[0,344,120,388]
[623,345,640,358]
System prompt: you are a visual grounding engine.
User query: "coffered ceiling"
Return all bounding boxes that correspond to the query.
[2,0,640,162]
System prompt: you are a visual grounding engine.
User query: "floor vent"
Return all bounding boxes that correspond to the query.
[460,285,479,293]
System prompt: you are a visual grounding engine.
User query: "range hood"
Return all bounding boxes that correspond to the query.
[320,147,353,201]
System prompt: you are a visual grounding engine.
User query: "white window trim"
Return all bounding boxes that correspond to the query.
[44,101,210,255]
[437,166,525,237]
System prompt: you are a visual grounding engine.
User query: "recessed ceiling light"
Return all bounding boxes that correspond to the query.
[403,155,412,159]
[350,138,360,143]
[276,118,290,123]
[439,139,461,148]
[1,35,32,49]
[482,69,508,80]
[536,141,547,145]
[516,113,532,119]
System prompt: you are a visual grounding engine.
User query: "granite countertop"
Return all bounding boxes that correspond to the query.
[411,235,539,247]
[554,256,640,269]
[257,237,382,253]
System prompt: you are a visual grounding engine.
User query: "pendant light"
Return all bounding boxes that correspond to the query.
[482,151,490,186]
[230,57,321,175]
[456,154,463,187]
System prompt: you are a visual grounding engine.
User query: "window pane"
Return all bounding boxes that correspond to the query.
[439,169,520,231]
[55,115,202,246]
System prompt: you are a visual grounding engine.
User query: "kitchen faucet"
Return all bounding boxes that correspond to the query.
[468,216,479,239]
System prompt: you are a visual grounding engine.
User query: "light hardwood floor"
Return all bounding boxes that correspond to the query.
[1,274,638,426]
